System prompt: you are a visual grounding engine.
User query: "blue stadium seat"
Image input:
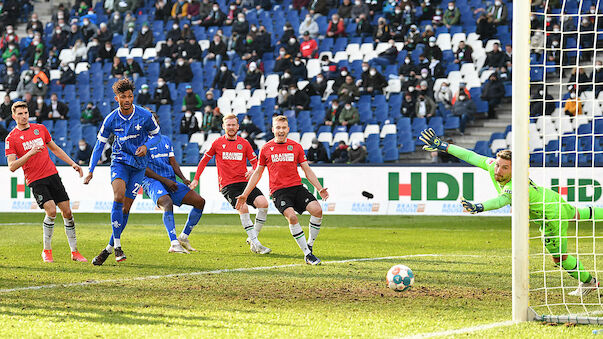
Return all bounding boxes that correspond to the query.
[578,152,592,167]
[0,143,6,165]
[473,141,491,157]
[184,143,200,165]
[444,116,460,130]
[545,152,560,167]
[561,152,576,167]
[367,148,383,163]
[595,153,603,166]
[561,135,576,151]
[530,151,544,167]
[427,117,444,136]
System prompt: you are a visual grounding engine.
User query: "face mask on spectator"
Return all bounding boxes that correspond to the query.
[213,6,219,11]
[405,6,410,11]
[37,98,43,104]
[448,5,454,10]
[404,58,410,64]
[243,118,251,124]
[341,71,348,76]
[311,143,318,149]
[459,95,466,101]
[79,144,86,151]
[290,89,296,94]
[185,112,192,118]
[141,27,149,33]
[238,17,245,22]
[158,81,165,87]
[495,0,501,5]
[570,92,576,99]
[220,66,227,71]
[294,60,301,66]
[316,76,323,83]
[173,24,179,30]
[279,50,286,56]
[178,60,184,66]
[369,70,376,76]
[289,38,296,44]
[362,66,369,72]
[128,27,134,32]
[345,104,351,109]
[283,73,291,78]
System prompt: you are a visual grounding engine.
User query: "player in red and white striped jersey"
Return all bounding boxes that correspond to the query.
[189,114,271,254]
[4,101,86,263]
[236,115,328,265]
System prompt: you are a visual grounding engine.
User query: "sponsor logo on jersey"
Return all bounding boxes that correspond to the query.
[222,152,243,160]
[222,144,226,148]
[270,147,274,151]
[34,129,39,135]
[119,134,140,141]
[115,128,124,132]
[287,145,293,151]
[135,124,142,131]
[237,144,243,150]
[151,152,169,159]
[22,137,44,151]
[20,135,24,140]
[271,153,295,162]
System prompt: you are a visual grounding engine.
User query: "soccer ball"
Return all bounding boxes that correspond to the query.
[386,264,414,292]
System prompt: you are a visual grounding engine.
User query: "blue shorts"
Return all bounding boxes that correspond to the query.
[111,162,146,200]
[142,177,191,207]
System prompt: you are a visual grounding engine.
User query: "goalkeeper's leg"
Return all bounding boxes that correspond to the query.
[544,221,593,284]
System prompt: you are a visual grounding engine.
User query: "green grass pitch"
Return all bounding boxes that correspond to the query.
[0,213,601,337]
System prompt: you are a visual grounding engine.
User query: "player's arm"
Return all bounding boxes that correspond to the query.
[145,167,179,192]
[189,152,213,189]
[135,116,162,157]
[419,128,490,170]
[46,140,83,177]
[235,165,265,210]
[461,193,511,214]
[169,156,190,185]
[245,141,258,179]
[6,148,43,172]
[300,161,329,200]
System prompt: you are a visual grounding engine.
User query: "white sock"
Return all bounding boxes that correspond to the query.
[105,244,114,253]
[171,239,180,246]
[240,213,260,245]
[63,217,77,252]
[43,216,55,250]
[308,215,322,247]
[179,232,189,239]
[289,223,311,255]
[254,208,268,234]
[114,238,121,248]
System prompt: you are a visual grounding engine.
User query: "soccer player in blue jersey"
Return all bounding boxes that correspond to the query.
[142,112,206,253]
[84,79,160,265]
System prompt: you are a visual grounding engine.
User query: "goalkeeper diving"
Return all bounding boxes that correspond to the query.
[420,128,603,297]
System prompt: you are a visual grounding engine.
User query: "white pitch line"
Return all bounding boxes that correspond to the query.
[400,320,517,339]
[0,254,480,294]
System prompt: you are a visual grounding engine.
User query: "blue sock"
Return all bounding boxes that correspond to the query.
[110,202,124,246]
[163,211,177,241]
[109,213,129,247]
[182,208,203,236]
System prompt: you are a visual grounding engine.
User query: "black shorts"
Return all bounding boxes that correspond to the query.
[221,182,264,209]
[272,185,317,215]
[30,173,70,209]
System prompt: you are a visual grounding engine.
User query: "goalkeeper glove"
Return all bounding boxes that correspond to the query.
[419,128,449,152]
[461,199,484,214]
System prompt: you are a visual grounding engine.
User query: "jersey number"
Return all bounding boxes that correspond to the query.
[132,183,142,196]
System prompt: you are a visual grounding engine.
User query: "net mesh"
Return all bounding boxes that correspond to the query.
[528,0,603,320]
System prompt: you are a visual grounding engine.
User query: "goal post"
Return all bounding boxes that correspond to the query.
[512,0,531,323]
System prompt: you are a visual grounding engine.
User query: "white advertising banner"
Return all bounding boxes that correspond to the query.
[1,166,601,215]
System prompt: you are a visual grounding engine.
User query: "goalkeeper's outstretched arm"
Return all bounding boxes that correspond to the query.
[419,128,491,170]
[462,195,512,214]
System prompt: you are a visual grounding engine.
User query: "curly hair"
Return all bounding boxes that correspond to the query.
[112,79,135,95]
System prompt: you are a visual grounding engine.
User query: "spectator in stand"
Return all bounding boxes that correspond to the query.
[299,14,319,39]
[81,17,98,43]
[414,93,436,119]
[373,17,391,42]
[32,96,47,123]
[432,7,444,27]
[232,12,250,36]
[27,13,44,35]
[420,25,436,44]
[202,3,225,27]
[274,47,292,74]
[475,0,508,25]
[122,11,136,36]
[399,55,415,79]
[285,84,310,112]
[568,67,592,95]
[424,36,442,61]
[182,85,203,112]
[361,67,388,95]
[356,13,373,37]
[324,99,342,126]
[137,84,153,106]
[338,0,353,19]
[503,44,512,70]
[0,95,12,123]
[155,0,171,21]
[2,43,19,63]
[159,57,176,82]
[338,75,360,102]
[435,81,453,109]
[50,25,69,51]
[332,141,349,163]
[443,1,461,28]
[481,72,505,119]
[451,91,475,135]
[212,63,235,90]
[308,0,329,17]
[52,4,69,25]
[180,110,200,136]
[321,55,339,80]
[204,34,227,66]
[153,78,173,106]
[166,22,182,42]
[349,140,367,163]
[307,138,330,164]
[475,12,496,43]
[108,12,123,34]
[123,22,137,47]
[124,56,144,82]
[159,38,179,60]
[171,0,189,20]
[57,64,76,87]
[530,87,555,117]
[308,73,327,97]
[454,41,473,64]
[332,67,349,92]
[327,14,346,38]
[76,139,93,166]
[339,101,360,127]
[481,43,506,75]
[290,56,308,81]
[594,60,603,96]
[240,115,262,139]
[452,82,471,105]
[201,107,223,133]
[16,71,35,98]
[95,22,112,44]
[564,89,583,116]
[175,57,194,84]
[300,31,318,59]
[133,23,154,49]
[293,0,310,11]
[401,92,416,118]
[244,62,262,90]
[0,25,18,50]
[283,35,300,57]
[182,37,202,62]
[47,49,61,69]
[371,39,398,68]
[420,0,435,21]
[31,66,48,97]
[255,25,272,55]
[428,58,445,79]
[224,3,241,26]
[1,66,19,93]
[203,90,217,110]
[44,93,69,121]
[352,0,370,21]
[187,0,202,22]
[80,102,103,126]
[97,41,116,62]
[111,56,126,79]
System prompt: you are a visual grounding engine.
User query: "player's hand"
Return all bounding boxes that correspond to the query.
[83,172,93,185]
[189,179,199,190]
[135,145,148,157]
[182,178,191,186]
[234,194,247,210]
[419,128,449,152]
[27,145,44,157]
[245,169,254,180]
[461,199,484,214]
[318,187,329,200]
[164,179,179,192]
[72,163,83,177]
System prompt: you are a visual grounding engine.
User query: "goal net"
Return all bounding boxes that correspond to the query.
[525,0,603,324]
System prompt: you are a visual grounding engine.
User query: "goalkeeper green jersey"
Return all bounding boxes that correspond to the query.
[447,145,575,224]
